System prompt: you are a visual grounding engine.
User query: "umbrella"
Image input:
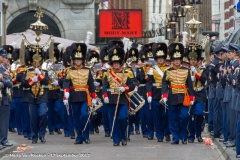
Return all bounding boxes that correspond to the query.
[6,29,96,50]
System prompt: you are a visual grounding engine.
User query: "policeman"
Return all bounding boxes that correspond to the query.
[235,50,240,158]
[63,43,97,144]
[102,45,134,146]
[2,45,16,133]
[99,46,111,137]
[0,47,13,148]
[146,43,170,142]
[12,48,31,139]
[219,46,229,143]
[17,50,48,143]
[187,43,207,143]
[224,43,239,147]
[161,43,194,144]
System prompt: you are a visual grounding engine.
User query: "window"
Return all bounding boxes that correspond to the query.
[153,0,156,13]
[159,0,162,13]
[152,23,155,30]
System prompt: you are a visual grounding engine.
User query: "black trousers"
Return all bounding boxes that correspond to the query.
[0,105,10,143]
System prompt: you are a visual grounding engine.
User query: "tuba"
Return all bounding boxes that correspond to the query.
[41,59,58,82]
[11,59,21,77]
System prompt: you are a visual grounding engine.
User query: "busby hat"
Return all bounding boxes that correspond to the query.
[168,43,184,60]
[71,43,87,60]
[108,46,125,65]
[2,45,13,59]
[228,43,239,52]
[12,48,20,61]
[25,49,44,66]
[139,47,147,63]
[128,48,138,63]
[46,43,62,63]
[152,43,168,60]
[143,43,154,58]
[186,43,202,61]
[100,46,109,62]
[87,49,99,63]
[63,46,71,67]
[108,40,124,49]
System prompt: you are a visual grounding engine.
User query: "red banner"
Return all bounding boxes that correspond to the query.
[99,9,142,38]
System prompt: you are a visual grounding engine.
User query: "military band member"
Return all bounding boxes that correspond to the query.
[0,47,13,148]
[46,43,66,135]
[59,46,75,139]
[18,50,48,144]
[126,48,140,136]
[136,48,150,138]
[146,43,170,142]
[87,49,102,134]
[187,43,206,143]
[12,48,31,139]
[161,43,194,144]
[99,46,111,137]
[63,43,97,144]
[102,46,134,146]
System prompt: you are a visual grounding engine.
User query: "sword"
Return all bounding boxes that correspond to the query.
[188,104,194,121]
[65,102,70,116]
[82,106,93,133]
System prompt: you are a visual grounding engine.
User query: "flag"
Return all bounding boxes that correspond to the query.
[103,0,108,9]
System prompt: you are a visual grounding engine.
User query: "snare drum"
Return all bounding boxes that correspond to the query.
[128,91,145,115]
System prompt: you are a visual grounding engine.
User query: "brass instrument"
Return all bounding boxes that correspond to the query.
[11,60,21,78]
[41,59,58,82]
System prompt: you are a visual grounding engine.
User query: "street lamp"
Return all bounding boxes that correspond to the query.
[166,12,179,24]
[181,0,203,8]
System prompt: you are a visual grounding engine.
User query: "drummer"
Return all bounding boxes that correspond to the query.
[146,43,171,142]
[86,49,102,134]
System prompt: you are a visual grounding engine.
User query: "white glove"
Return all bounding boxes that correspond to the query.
[147,68,153,75]
[35,68,41,75]
[48,70,53,75]
[104,97,109,104]
[163,97,167,103]
[92,98,97,106]
[94,82,100,87]
[32,76,38,82]
[134,87,138,93]
[190,101,194,105]
[64,92,69,99]
[190,66,197,73]
[191,76,195,82]
[105,63,110,69]
[63,99,68,106]
[51,80,59,86]
[118,87,125,92]
[147,96,152,103]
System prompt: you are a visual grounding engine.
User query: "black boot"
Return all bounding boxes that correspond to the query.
[94,126,99,133]
[54,129,62,134]
[121,139,127,146]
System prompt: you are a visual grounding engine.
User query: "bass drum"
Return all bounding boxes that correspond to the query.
[128,91,145,115]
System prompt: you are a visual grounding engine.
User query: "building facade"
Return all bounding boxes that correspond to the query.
[2,0,100,45]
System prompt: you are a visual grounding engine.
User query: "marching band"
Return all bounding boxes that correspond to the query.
[1,38,240,157]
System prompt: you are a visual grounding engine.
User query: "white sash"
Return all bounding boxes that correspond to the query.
[154,65,164,78]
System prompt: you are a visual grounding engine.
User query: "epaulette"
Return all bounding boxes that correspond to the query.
[17,66,26,73]
[127,70,134,78]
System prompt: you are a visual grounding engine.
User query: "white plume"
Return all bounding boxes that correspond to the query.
[10,41,16,48]
[57,43,64,52]
[85,31,93,45]
[137,44,142,52]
